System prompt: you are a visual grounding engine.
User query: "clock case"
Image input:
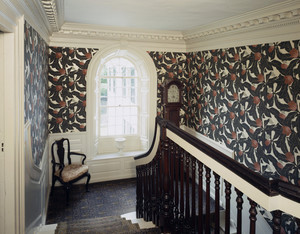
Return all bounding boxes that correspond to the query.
[161,78,183,127]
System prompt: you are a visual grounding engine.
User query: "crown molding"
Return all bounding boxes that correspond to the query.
[0,0,20,32]
[50,22,186,52]
[41,0,64,32]
[50,0,300,52]
[184,0,300,51]
[0,0,53,43]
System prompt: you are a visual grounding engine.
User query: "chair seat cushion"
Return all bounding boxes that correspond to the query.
[55,164,89,183]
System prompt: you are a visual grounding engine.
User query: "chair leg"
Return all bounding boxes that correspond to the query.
[86,173,91,192]
[51,176,56,196]
[66,185,70,206]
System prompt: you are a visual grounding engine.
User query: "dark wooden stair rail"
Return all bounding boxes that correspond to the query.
[134,116,300,233]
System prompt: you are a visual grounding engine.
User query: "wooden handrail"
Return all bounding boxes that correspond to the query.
[153,116,299,201]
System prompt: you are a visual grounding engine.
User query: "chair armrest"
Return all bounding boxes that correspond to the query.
[69,152,87,164]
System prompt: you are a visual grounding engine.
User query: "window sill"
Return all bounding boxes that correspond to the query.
[91,150,147,161]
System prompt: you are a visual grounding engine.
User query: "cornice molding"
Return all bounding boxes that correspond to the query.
[183,8,300,41]
[183,0,300,51]
[50,23,186,52]
[0,0,20,32]
[0,0,53,42]
[41,0,64,32]
[51,0,300,52]
[55,22,184,42]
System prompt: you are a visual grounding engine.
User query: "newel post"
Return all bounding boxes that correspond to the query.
[160,120,172,231]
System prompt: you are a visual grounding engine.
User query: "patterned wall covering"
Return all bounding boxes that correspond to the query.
[149,41,300,186]
[24,21,49,166]
[48,47,98,133]
[147,52,190,116]
[149,40,300,233]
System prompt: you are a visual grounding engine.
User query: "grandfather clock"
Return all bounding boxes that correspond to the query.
[161,78,183,127]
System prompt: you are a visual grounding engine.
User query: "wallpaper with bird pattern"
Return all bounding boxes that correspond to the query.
[48,47,98,133]
[148,40,299,233]
[24,21,49,166]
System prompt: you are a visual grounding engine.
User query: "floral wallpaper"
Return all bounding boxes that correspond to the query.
[147,52,189,116]
[148,40,300,233]
[24,21,49,166]
[48,47,98,133]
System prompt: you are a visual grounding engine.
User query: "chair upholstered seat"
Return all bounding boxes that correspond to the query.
[55,164,89,183]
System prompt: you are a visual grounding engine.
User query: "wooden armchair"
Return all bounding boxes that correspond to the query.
[51,138,91,205]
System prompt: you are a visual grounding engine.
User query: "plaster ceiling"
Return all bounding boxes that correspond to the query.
[64,0,285,31]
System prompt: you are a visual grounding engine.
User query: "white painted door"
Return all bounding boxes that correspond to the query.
[0,32,5,234]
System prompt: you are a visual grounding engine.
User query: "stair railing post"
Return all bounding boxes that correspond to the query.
[248,198,257,234]
[272,210,282,234]
[160,120,172,232]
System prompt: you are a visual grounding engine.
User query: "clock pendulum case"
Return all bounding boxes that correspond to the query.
[161,78,183,127]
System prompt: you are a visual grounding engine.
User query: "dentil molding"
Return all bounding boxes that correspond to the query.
[41,0,64,32]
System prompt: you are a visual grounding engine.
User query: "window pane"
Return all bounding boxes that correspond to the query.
[99,57,138,137]
[100,97,107,106]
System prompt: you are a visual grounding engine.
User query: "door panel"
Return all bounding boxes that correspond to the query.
[0,32,5,234]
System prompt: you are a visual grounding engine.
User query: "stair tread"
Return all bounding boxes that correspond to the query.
[55,216,160,234]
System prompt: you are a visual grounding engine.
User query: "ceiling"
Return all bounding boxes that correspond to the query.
[64,0,285,31]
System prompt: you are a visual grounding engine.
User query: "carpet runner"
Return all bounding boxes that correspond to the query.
[55,215,161,234]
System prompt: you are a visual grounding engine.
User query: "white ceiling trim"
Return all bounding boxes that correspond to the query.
[0,0,53,42]
[50,22,186,51]
[0,1,18,32]
[41,0,64,32]
[183,0,300,41]
[50,0,300,52]
[54,22,185,42]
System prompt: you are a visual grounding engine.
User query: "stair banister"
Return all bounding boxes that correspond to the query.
[166,127,300,217]
[134,116,300,233]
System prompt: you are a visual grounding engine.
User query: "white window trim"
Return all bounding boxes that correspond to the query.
[86,44,157,159]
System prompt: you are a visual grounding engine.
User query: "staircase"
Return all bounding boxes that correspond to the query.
[37,213,161,234]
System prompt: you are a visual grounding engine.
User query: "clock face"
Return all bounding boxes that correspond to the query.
[167,84,180,103]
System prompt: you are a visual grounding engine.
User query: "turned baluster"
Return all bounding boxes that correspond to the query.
[214,173,220,234]
[161,124,171,230]
[144,164,149,220]
[191,157,196,231]
[155,157,160,225]
[248,198,257,234]
[179,148,185,227]
[157,146,163,226]
[136,166,142,218]
[198,161,203,234]
[173,144,180,232]
[185,153,191,223]
[151,160,156,223]
[205,166,211,234]
[296,218,300,234]
[147,163,153,221]
[272,210,282,234]
[170,141,175,200]
[225,181,232,234]
[174,144,180,220]
[235,188,243,234]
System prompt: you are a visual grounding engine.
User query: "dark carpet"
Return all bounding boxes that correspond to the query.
[46,178,136,224]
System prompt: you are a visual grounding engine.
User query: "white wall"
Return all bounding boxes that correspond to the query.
[24,122,50,234]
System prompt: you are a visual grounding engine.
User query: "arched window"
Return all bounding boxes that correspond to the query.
[86,46,157,157]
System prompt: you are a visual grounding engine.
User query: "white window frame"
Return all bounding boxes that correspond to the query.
[86,45,157,158]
